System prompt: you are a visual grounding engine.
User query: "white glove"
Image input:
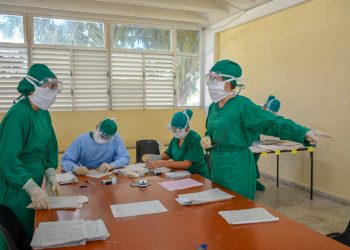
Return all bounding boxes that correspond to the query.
[23,179,50,210]
[45,168,60,196]
[200,136,212,149]
[305,130,319,145]
[73,166,89,176]
[97,163,113,173]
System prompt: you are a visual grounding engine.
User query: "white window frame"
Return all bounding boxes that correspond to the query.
[0,12,28,112]
[0,11,204,112]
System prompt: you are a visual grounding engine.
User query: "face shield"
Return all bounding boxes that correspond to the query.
[167,111,190,139]
[26,75,63,93]
[205,72,242,85]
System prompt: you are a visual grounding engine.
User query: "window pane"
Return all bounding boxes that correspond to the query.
[176,56,200,107]
[0,14,24,43]
[33,17,104,47]
[176,30,199,54]
[112,24,171,51]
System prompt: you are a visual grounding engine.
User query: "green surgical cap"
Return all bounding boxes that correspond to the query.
[266,95,275,105]
[267,99,281,113]
[171,109,193,128]
[17,64,57,95]
[210,60,242,86]
[99,118,118,137]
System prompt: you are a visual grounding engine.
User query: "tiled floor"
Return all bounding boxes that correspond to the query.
[255,175,350,235]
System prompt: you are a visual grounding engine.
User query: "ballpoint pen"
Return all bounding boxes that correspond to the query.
[85,180,96,186]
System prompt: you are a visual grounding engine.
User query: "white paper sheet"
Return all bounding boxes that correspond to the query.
[56,173,79,184]
[110,200,168,218]
[86,170,113,178]
[31,219,109,249]
[176,188,234,205]
[27,196,89,210]
[219,208,279,225]
[158,178,203,191]
[164,170,191,179]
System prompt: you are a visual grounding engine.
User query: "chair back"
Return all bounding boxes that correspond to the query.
[136,140,160,163]
[327,220,350,247]
[0,205,31,250]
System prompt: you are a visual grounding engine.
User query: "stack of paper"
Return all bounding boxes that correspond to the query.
[86,170,113,178]
[164,170,191,179]
[27,196,88,210]
[110,200,168,218]
[176,188,234,205]
[219,208,279,225]
[31,219,109,249]
[114,163,150,177]
[56,173,79,184]
[158,178,203,191]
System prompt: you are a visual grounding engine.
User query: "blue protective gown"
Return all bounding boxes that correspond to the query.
[61,132,130,172]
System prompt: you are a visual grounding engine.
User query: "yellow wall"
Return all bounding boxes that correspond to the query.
[217,0,350,200]
[0,109,206,164]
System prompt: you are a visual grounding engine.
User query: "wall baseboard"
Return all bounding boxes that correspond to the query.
[260,172,350,206]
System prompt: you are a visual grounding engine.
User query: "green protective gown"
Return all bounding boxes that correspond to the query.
[0,98,58,247]
[165,130,210,179]
[206,95,309,200]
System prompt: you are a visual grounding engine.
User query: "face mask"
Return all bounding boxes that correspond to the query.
[93,129,112,144]
[208,81,232,103]
[173,128,190,139]
[28,84,57,110]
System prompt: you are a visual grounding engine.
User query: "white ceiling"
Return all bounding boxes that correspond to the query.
[0,0,274,27]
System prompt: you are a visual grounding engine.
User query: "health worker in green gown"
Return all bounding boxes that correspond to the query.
[255,96,281,192]
[200,60,319,200]
[0,64,61,248]
[146,109,210,179]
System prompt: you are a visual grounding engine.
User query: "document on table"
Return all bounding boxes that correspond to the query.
[110,200,168,218]
[164,170,191,179]
[256,142,304,151]
[31,219,109,249]
[86,170,113,178]
[158,178,203,191]
[27,196,89,209]
[56,173,79,184]
[31,219,87,249]
[176,188,234,205]
[219,208,279,225]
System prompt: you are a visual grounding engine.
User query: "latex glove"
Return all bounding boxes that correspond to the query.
[97,163,113,173]
[73,166,89,176]
[200,136,212,149]
[23,179,50,210]
[45,168,60,196]
[146,160,167,169]
[305,130,319,145]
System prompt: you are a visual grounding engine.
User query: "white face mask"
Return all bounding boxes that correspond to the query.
[28,84,57,110]
[173,128,190,139]
[208,81,232,103]
[93,129,112,144]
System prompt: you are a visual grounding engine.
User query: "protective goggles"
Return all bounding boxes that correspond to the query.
[205,71,243,85]
[26,75,63,92]
[97,128,114,140]
[167,111,190,133]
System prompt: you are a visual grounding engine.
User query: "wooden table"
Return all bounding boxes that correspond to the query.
[35,174,347,250]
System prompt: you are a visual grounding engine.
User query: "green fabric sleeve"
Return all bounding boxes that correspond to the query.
[0,111,31,187]
[164,139,173,158]
[183,138,202,163]
[242,98,310,144]
[43,118,58,171]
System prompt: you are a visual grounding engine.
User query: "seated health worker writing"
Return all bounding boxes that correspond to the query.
[146,109,210,179]
[61,118,130,175]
